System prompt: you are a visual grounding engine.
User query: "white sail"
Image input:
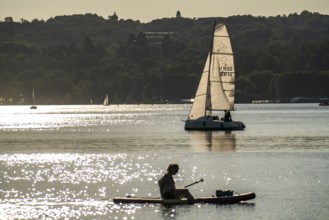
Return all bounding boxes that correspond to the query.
[210,24,235,111]
[30,88,37,109]
[103,94,109,106]
[185,23,245,131]
[32,89,36,103]
[188,24,235,120]
[188,54,210,120]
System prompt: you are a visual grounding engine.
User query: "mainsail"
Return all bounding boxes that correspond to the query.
[210,24,235,111]
[188,23,235,120]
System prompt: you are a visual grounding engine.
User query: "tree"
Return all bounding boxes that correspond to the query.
[0,12,328,104]
[4,17,13,23]
[20,19,29,24]
[82,36,96,54]
[109,12,118,21]
[126,33,136,47]
[161,35,186,58]
[136,32,147,48]
[248,70,275,98]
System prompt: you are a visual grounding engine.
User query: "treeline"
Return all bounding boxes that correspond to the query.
[0,11,328,104]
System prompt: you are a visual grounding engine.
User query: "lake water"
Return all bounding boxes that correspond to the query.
[0,104,328,219]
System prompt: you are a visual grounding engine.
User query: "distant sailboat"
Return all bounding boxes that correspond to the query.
[103,94,109,106]
[30,89,37,109]
[184,22,245,131]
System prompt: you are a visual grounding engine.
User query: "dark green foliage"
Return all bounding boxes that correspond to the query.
[0,11,328,104]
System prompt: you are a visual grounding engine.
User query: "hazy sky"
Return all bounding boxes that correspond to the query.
[1,0,328,22]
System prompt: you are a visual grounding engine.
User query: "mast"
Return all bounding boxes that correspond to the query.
[205,20,217,116]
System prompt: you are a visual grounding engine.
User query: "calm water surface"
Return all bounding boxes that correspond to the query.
[0,104,328,219]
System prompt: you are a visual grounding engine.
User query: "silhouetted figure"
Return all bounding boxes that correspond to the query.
[224,110,232,122]
[158,164,194,202]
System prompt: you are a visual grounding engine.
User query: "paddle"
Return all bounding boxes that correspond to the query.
[184,178,204,188]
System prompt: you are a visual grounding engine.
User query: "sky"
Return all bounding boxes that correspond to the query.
[0,0,328,23]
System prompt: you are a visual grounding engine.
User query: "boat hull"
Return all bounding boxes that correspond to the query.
[184,117,245,131]
[319,102,328,106]
[113,192,255,205]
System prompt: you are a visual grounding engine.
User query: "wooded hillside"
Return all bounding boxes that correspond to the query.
[0,11,328,104]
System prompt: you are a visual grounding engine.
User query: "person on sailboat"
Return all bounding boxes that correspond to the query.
[158,164,195,202]
[224,110,232,122]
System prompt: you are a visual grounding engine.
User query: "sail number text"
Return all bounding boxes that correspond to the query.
[219,65,234,76]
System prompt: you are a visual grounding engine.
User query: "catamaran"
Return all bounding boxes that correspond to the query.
[184,22,245,131]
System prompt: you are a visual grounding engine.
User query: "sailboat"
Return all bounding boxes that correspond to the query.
[184,22,245,131]
[103,94,109,106]
[30,88,37,109]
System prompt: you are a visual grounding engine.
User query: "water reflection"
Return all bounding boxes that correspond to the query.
[188,131,236,152]
[159,202,255,220]
[161,205,178,219]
